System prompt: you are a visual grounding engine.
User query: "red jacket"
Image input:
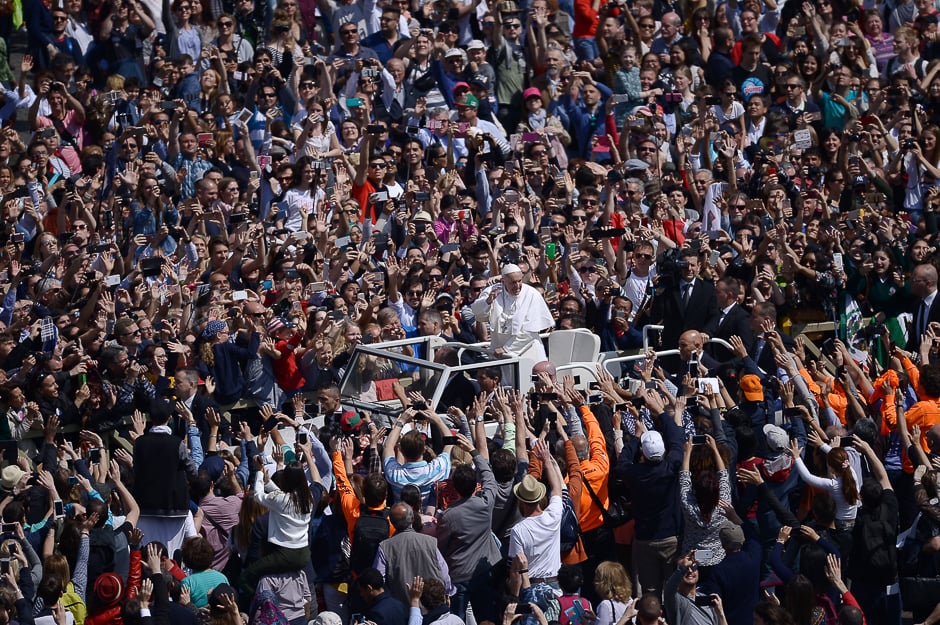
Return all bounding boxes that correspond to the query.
[85,548,142,625]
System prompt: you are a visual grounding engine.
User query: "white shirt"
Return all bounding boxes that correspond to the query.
[624,268,656,320]
[508,495,563,582]
[252,472,311,549]
[718,303,735,326]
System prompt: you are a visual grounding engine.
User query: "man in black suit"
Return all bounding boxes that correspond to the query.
[748,302,795,374]
[175,368,230,448]
[648,249,720,352]
[908,263,940,351]
[708,277,754,360]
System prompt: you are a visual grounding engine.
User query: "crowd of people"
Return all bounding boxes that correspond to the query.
[6,0,940,623]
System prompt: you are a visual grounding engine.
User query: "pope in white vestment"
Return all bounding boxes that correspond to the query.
[471,264,555,361]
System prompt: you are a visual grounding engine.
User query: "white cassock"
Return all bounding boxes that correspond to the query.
[471,283,555,361]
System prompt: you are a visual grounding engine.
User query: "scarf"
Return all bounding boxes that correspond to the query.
[250,590,289,625]
[422,605,451,625]
[528,109,547,129]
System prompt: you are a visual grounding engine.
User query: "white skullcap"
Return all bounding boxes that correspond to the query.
[501,264,523,276]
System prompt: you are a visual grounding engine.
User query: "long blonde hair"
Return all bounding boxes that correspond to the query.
[593,561,632,603]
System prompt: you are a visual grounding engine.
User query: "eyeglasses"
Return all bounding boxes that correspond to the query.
[428,274,444,280]
[369,162,387,168]
[300,81,316,88]
[785,83,801,89]
[73,223,88,230]
[503,23,521,28]
[579,266,597,274]
[579,199,598,206]
[120,329,141,337]
[638,146,656,153]
[262,92,277,97]
[531,150,546,156]
[218,20,233,26]
[340,28,357,35]
[639,22,655,28]
[571,215,588,221]
[406,290,424,296]
[53,15,67,21]
[178,4,191,9]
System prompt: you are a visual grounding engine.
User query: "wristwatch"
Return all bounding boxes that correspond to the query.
[394,420,405,429]
[475,417,484,424]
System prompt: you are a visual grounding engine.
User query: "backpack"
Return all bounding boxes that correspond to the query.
[350,506,390,576]
[559,491,582,552]
[61,581,87,625]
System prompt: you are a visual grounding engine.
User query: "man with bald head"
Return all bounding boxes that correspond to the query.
[671,330,720,381]
[651,12,683,56]
[909,263,940,350]
[471,263,554,360]
[374,501,453,606]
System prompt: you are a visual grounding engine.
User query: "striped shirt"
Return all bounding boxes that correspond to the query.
[383,454,452,501]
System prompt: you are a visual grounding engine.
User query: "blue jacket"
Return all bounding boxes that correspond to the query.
[616,416,684,541]
[561,81,613,159]
[368,592,408,625]
[201,332,261,405]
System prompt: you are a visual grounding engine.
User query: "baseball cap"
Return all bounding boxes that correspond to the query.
[740,374,764,402]
[452,81,471,95]
[467,39,485,50]
[267,316,296,334]
[623,158,650,172]
[341,411,362,432]
[523,87,543,101]
[469,73,490,88]
[0,465,25,491]
[445,47,465,59]
[763,424,789,453]
[456,92,479,109]
[719,523,745,549]
[413,210,433,223]
[640,431,665,461]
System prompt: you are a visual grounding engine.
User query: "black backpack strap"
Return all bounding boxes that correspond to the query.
[582,478,615,526]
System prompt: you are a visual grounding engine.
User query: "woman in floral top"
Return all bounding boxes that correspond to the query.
[679,434,731,567]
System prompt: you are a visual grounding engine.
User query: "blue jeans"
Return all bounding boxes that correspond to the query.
[574,38,599,63]
[451,563,495,623]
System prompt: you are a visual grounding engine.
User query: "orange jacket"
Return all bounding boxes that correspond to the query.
[332,451,394,541]
[572,405,609,534]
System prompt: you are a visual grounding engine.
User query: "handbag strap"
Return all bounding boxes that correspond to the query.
[202,509,230,542]
[582,478,615,525]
